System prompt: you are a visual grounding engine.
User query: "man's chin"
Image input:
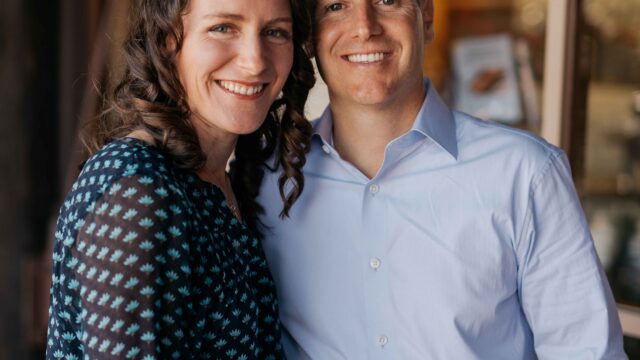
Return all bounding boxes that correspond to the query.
[343,85,397,107]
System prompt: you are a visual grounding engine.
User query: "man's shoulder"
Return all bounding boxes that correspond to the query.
[453,111,563,165]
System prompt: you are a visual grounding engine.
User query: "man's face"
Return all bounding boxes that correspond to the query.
[313,0,434,108]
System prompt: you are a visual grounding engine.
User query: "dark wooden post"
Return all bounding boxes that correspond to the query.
[0,0,30,358]
[562,0,591,193]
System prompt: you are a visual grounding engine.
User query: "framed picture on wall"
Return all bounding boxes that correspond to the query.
[452,34,523,124]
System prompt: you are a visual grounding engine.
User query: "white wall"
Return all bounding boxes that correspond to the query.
[305,59,330,121]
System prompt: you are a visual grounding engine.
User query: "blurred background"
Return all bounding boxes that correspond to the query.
[1,0,639,358]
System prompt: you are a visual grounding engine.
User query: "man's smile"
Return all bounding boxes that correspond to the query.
[343,52,390,64]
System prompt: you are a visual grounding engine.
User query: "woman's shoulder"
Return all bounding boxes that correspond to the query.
[62,138,188,215]
[80,137,168,180]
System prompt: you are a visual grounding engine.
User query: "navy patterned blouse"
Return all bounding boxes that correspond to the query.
[46,137,284,359]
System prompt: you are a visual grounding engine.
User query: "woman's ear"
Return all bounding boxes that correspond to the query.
[163,32,179,57]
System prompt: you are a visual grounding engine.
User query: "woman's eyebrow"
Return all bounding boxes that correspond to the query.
[200,13,292,26]
[201,12,244,21]
[265,17,293,26]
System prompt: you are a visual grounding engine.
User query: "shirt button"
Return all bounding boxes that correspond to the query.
[378,335,388,347]
[322,144,331,154]
[369,184,380,194]
[369,257,381,270]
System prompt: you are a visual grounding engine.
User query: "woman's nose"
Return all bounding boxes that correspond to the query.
[236,34,268,76]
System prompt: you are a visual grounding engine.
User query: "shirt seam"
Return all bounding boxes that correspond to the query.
[515,150,566,296]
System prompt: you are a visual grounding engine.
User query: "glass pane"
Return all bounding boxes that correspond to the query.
[579,0,640,355]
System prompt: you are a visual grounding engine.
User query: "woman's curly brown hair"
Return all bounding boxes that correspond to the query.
[84,0,315,235]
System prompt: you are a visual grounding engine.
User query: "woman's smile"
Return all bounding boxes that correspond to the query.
[216,80,267,98]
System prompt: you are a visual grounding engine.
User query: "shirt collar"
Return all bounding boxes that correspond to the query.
[411,78,458,159]
[313,105,335,146]
[312,77,458,159]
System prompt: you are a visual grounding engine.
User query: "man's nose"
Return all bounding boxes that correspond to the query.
[237,35,268,76]
[351,4,383,40]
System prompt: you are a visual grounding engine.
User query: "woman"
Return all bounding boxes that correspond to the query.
[46,0,314,358]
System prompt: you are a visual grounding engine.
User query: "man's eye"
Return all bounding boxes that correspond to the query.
[380,0,396,4]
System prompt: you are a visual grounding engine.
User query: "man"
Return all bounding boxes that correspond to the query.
[258,0,627,358]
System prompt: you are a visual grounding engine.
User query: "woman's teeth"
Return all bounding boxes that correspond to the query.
[219,81,264,95]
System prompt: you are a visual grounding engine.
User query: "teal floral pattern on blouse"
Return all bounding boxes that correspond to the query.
[46,138,284,359]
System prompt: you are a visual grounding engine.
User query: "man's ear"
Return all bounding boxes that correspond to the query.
[421,0,435,43]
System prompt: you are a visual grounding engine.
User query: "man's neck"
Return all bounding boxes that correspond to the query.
[330,88,425,179]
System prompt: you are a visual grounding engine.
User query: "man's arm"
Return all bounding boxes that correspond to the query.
[517,152,627,359]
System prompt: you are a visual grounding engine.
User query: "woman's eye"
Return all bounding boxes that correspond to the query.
[265,28,291,43]
[266,28,290,38]
[209,24,232,33]
[326,3,344,12]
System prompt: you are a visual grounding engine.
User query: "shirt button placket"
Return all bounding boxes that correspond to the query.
[363,180,391,357]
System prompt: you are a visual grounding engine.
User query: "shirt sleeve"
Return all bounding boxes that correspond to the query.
[70,172,193,359]
[518,152,627,359]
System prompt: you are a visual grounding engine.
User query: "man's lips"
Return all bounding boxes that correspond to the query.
[342,52,390,64]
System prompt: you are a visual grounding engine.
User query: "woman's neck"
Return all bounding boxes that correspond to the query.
[126,128,236,188]
[195,129,237,187]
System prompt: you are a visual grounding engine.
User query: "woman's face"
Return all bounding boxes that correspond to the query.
[176,0,294,141]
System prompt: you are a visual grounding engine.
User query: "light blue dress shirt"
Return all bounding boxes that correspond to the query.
[257,79,627,359]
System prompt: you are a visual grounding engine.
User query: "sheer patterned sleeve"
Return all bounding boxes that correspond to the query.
[248,238,284,357]
[68,171,193,359]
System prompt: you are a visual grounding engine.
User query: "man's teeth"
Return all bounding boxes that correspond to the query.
[219,81,264,95]
[347,53,385,63]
